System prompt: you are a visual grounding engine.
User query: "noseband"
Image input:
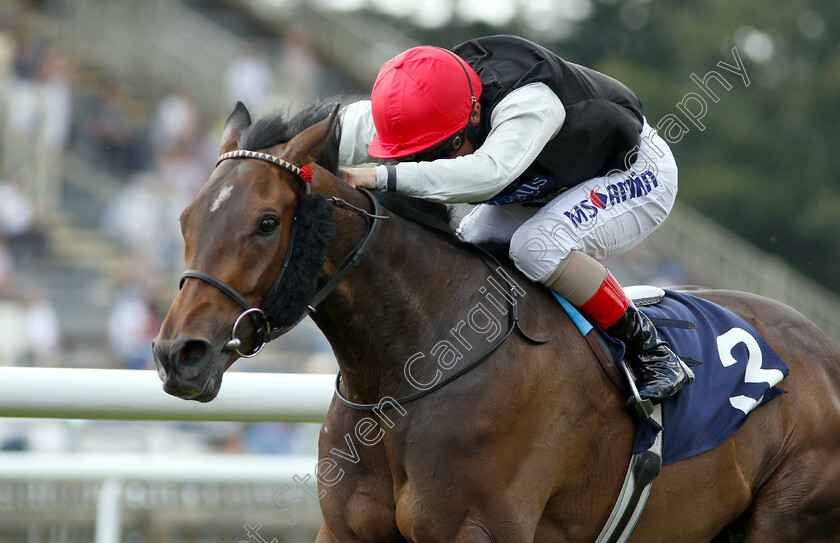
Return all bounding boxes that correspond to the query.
[179,149,387,358]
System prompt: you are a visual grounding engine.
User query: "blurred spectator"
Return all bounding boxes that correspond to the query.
[156,146,210,204]
[0,238,25,364]
[278,32,324,103]
[0,31,14,84]
[79,82,147,173]
[36,50,73,151]
[107,284,158,369]
[151,89,199,155]
[11,27,43,80]
[5,48,73,216]
[6,73,40,141]
[0,236,16,296]
[0,171,46,274]
[0,298,25,366]
[102,153,203,278]
[226,44,273,112]
[22,288,61,366]
[0,173,34,237]
[102,173,165,252]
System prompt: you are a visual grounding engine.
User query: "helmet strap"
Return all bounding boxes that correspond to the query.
[440,48,478,105]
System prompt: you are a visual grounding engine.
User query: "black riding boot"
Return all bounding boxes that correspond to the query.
[606,303,695,402]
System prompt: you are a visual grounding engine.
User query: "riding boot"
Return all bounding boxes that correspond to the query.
[578,272,695,403]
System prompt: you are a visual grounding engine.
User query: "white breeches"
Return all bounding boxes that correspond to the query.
[456,120,678,282]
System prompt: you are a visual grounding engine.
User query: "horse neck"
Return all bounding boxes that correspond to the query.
[308,175,489,404]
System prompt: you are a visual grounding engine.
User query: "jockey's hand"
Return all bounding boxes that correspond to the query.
[340,167,377,190]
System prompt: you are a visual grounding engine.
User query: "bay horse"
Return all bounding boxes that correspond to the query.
[153,102,840,542]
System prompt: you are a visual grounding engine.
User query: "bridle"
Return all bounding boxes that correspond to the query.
[179,149,388,358]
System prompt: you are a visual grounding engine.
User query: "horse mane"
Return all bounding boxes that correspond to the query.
[239,101,342,176]
[240,100,457,234]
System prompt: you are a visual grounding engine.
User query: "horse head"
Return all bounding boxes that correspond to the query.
[152,102,339,401]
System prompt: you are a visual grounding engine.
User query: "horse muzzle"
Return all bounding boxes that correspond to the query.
[152,337,223,402]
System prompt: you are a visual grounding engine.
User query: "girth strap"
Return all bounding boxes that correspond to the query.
[595,405,663,543]
[335,283,526,411]
[335,192,549,410]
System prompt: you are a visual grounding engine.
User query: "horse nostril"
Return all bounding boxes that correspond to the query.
[175,340,211,369]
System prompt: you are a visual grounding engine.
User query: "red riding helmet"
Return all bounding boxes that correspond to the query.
[367,46,482,160]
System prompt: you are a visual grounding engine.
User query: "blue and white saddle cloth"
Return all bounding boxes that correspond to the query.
[559,289,790,466]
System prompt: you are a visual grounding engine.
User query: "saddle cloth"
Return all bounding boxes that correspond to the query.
[569,289,790,466]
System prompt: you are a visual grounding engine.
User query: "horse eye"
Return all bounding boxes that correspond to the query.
[257,216,279,235]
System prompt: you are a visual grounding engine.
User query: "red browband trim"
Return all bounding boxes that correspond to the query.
[299,165,313,183]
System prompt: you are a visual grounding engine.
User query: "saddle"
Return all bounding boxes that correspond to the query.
[562,286,789,461]
[559,286,789,543]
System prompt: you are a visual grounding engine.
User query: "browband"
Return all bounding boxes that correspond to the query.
[217,149,313,183]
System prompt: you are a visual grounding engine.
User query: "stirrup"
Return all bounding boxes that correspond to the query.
[619,361,655,418]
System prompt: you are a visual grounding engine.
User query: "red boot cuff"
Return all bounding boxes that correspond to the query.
[578,273,630,329]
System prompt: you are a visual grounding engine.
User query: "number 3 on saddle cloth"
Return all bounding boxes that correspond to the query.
[558,288,790,466]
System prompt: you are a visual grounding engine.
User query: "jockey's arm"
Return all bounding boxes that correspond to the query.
[338,101,380,166]
[339,83,566,203]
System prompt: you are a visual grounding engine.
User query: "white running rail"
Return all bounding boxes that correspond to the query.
[0,368,334,422]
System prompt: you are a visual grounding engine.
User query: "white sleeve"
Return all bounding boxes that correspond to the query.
[338,101,378,166]
[375,83,566,203]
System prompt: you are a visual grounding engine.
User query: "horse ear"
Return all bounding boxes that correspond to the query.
[279,104,340,166]
[220,102,252,154]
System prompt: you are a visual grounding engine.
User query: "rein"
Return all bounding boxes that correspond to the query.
[333,191,549,411]
[334,278,545,411]
[179,149,387,357]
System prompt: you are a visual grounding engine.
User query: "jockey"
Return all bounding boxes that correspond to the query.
[338,34,694,403]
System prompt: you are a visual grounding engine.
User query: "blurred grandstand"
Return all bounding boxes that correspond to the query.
[2,0,840,541]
